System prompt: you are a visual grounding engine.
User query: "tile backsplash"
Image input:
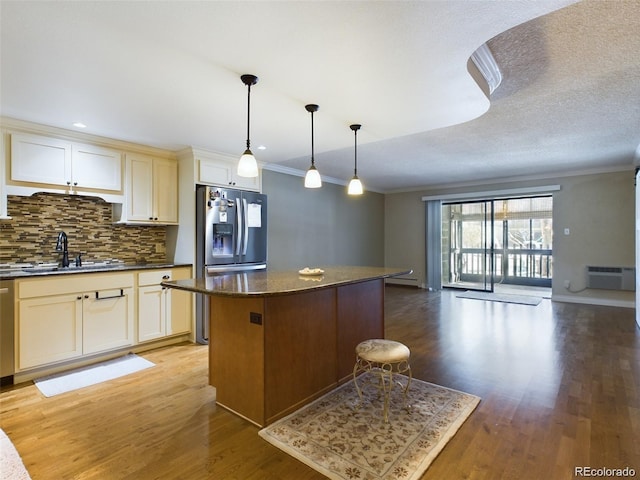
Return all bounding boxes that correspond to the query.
[0,193,167,265]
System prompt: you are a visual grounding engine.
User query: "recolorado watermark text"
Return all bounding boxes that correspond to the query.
[575,466,636,477]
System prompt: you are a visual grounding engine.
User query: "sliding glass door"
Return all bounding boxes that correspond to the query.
[441,196,553,291]
[442,200,495,292]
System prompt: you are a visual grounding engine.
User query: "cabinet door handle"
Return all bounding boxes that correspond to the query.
[77,296,82,300]
[95,289,124,300]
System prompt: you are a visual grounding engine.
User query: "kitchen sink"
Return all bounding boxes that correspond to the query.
[23,266,60,273]
[22,264,118,274]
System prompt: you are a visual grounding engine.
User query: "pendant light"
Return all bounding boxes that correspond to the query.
[237,74,259,178]
[348,124,364,195]
[304,104,322,188]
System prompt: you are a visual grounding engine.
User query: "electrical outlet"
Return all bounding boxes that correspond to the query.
[564,280,570,289]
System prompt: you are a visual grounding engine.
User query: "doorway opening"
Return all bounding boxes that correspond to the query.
[441,196,553,294]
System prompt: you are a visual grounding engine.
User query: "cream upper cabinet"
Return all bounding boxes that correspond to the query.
[126,153,154,222]
[197,154,261,192]
[122,153,178,224]
[0,132,8,219]
[71,143,122,192]
[11,133,71,186]
[153,157,179,223]
[10,133,122,194]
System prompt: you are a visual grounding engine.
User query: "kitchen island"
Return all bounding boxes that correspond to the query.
[163,266,411,427]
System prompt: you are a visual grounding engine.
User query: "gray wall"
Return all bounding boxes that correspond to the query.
[262,169,385,270]
[385,169,635,306]
[553,171,635,304]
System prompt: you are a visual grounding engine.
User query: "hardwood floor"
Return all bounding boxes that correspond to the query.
[1,286,638,479]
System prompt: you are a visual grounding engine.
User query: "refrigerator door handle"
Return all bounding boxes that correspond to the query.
[243,198,249,255]
[235,197,243,255]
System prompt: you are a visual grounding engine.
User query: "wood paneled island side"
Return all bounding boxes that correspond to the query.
[162,266,411,427]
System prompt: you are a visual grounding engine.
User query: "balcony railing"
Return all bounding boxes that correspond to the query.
[456,248,552,287]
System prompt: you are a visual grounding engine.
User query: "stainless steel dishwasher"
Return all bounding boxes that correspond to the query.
[0,280,15,385]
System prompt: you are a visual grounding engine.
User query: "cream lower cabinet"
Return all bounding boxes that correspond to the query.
[83,288,135,354]
[138,267,191,342]
[18,293,83,369]
[16,273,135,371]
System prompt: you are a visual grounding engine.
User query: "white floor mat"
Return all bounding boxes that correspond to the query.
[34,353,154,397]
[456,290,543,305]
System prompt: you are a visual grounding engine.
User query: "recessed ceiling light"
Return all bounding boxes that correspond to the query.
[257,145,266,150]
[73,122,87,128]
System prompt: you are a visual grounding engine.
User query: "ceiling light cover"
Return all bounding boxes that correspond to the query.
[304,165,322,188]
[238,149,259,177]
[237,74,259,178]
[304,104,322,189]
[348,176,363,195]
[348,124,363,195]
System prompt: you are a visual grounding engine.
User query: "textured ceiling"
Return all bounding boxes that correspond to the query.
[1,0,638,192]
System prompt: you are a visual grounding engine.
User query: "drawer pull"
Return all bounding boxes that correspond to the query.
[95,289,124,300]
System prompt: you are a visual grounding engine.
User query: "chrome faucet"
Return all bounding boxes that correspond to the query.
[55,231,70,268]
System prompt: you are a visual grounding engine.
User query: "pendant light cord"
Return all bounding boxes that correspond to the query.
[310,110,315,167]
[246,83,252,151]
[353,128,358,174]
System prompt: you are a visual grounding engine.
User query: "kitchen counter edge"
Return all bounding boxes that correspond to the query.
[0,263,193,280]
[161,266,412,297]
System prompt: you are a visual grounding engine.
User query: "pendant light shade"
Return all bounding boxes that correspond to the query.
[348,175,363,195]
[237,74,259,178]
[304,104,322,188]
[348,124,364,195]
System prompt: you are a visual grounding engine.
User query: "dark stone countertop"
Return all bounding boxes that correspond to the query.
[161,266,412,297]
[0,262,192,280]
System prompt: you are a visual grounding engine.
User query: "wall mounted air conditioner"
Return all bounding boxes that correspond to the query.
[586,266,635,291]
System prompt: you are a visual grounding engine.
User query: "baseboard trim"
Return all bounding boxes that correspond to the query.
[12,334,191,385]
[386,277,419,288]
[552,294,635,309]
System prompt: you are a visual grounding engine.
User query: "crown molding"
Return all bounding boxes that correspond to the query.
[470,43,502,95]
[262,163,384,194]
[0,116,175,158]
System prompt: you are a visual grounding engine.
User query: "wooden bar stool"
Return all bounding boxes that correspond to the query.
[352,338,412,422]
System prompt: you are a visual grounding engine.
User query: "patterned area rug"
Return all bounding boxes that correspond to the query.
[259,377,480,480]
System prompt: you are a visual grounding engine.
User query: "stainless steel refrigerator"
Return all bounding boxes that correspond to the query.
[195,185,267,344]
